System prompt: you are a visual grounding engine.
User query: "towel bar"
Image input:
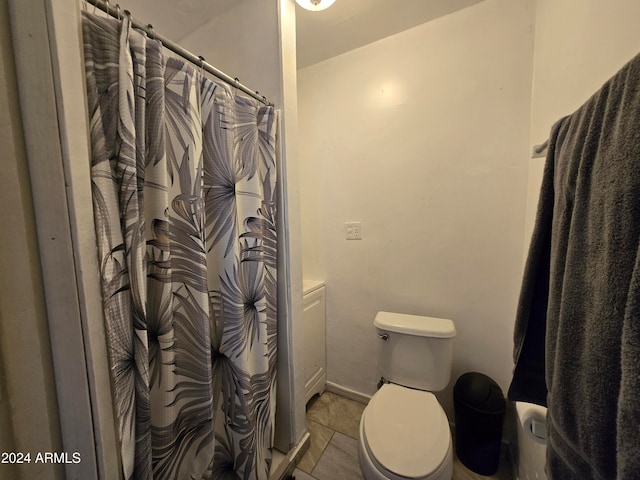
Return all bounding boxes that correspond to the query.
[532,139,549,158]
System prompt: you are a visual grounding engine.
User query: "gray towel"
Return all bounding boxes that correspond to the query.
[510,52,640,479]
[507,122,559,408]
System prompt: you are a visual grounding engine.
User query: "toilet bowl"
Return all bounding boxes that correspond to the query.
[358,383,453,480]
[358,312,456,480]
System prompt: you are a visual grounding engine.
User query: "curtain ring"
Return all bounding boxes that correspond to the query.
[115,4,121,21]
[121,9,132,42]
[104,0,110,15]
[92,0,98,14]
[197,56,206,77]
[147,24,154,39]
[123,9,132,30]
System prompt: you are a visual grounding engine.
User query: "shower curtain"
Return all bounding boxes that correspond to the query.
[82,12,278,480]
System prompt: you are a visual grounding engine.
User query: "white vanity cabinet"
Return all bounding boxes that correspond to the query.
[302,280,326,404]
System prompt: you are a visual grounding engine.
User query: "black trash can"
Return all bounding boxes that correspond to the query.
[453,372,506,475]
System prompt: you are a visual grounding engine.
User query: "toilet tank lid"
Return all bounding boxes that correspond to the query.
[374,311,456,338]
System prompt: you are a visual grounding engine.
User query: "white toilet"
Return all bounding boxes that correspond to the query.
[358,311,457,480]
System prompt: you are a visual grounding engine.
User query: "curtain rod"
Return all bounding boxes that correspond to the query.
[84,0,273,106]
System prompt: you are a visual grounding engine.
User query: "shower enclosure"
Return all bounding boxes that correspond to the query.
[6,0,306,478]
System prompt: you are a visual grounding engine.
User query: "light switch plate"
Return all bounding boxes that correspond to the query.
[345,222,362,240]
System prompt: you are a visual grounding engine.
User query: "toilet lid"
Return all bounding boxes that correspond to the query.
[363,384,450,478]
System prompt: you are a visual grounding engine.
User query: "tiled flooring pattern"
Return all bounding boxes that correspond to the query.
[294,391,513,480]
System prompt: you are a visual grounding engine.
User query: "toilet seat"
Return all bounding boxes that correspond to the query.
[362,384,451,479]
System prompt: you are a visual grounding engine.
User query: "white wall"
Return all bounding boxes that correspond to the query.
[517,1,640,478]
[298,0,536,417]
[524,0,640,244]
[0,1,64,478]
[180,0,282,105]
[4,0,121,477]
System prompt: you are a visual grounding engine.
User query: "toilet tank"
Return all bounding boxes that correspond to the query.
[375,311,456,392]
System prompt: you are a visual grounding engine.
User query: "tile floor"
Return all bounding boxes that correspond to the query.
[293,391,513,480]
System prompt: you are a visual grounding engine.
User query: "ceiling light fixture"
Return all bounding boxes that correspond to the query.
[295,0,336,12]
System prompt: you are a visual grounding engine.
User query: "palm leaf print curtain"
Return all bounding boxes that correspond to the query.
[82,12,278,480]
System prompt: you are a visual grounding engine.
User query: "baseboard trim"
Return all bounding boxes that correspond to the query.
[325,381,371,404]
